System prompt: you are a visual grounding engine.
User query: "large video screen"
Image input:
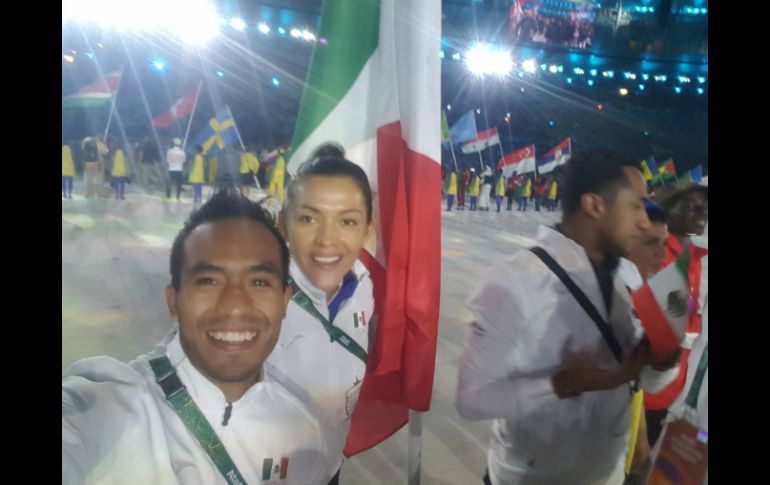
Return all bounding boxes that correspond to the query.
[508,0,598,49]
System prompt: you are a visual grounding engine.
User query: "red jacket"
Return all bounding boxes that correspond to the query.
[644,233,708,410]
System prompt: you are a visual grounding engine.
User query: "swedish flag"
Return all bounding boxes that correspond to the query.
[188,106,241,161]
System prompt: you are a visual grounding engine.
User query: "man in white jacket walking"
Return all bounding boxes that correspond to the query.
[456,149,680,485]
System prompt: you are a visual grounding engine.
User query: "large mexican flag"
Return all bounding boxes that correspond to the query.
[288,0,441,456]
[62,71,122,109]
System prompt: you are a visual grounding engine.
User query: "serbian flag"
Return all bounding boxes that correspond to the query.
[632,252,693,356]
[498,144,535,177]
[62,70,122,108]
[538,137,571,174]
[153,84,201,129]
[287,0,441,456]
[461,127,500,154]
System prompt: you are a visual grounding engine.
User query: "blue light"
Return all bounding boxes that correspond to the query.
[278,27,286,35]
[641,73,649,81]
[641,7,648,13]
[638,84,645,91]
[649,7,654,12]
[217,70,224,77]
[644,131,649,136]
[540,64,548,71]
[86,52,95,59]
[674,87,682,93]
[574,67,584,75]
[272,77,280,86]
[697,76,706,83]
[702,8,708,14]
[557,65,564,73]
[587,79,595,86]
[439,50,445,59]
[150,57,167,72]
[548,120,555,127]
[590,69,597,76]
[451,52,461,61]
[566,77,573,84]
[697,87,704,95]
[518,71,524,78]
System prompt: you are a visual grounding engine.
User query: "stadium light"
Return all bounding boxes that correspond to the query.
[464,43,513,77]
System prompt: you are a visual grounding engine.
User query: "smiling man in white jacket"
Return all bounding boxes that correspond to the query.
[62,190,327,485]
[456,150,680,485]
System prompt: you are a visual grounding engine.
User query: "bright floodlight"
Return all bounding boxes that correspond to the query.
[62,0,220,45]
[278,27,286,35]
[302,30,316,42]
[151,57,167,71]
[619,88,628,96]
[548,65,558,73]
[290,28,302,38]
[229,16,246,31]
[464,43,513,77]
[522,59,537,73]
[258,23,270,34]
[63,54,75,63]
[446,104,452,110]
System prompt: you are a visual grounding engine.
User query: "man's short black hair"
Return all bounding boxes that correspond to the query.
[286,145,373,222]
[562,149,642,216]
[169,189,290,291]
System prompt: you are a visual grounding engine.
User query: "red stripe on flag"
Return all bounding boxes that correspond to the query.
[280,457,289,479]
[344,121,441,456]
[476,127,498,141]
[631,283,680,356]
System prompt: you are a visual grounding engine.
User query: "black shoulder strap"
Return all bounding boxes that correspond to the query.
[529,246,623,363]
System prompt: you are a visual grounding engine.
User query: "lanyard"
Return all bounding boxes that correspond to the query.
[148,356,248,485]
[290,281,367,364]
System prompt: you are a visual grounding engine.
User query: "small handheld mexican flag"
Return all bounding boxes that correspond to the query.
[631,251,693,355]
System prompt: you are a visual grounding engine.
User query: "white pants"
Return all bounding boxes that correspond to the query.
[479,184,492,209]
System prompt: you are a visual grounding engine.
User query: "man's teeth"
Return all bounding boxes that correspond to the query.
[314,256,340,264]
[208,331,257,343]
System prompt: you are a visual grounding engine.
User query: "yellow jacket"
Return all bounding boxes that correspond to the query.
[111,149,128,177]
[189,154,205,183]
[447,172,458,195]
[522,179,532,198]
[495,175,506,196]
[240,152,260,174]
[271,155,286,184]
[62,145,75,177]
[469,175,480,196]
[208,157,218,184]
[548,181,558,200]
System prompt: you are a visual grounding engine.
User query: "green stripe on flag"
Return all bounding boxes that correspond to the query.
[262,458,273,480]
[674,250,690,283]
[441,111,451,142]
[291,0,380,154]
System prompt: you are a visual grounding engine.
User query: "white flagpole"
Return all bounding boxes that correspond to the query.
[182,81,203,150]
[497,140,506,171]
[103,66,124,141]
[408,410,423,485]
[448,141,459,173]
